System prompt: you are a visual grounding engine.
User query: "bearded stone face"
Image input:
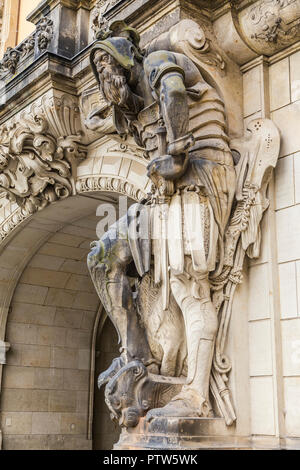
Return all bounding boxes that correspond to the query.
[93,50,131,108]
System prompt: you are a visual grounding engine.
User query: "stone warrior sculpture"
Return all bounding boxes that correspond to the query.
[87,20,280,431]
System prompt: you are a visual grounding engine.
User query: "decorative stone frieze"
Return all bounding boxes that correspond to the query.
[0,341,10,365]
[20,34,36,59]
[76,176,146,201]
[0,47,21,78]
[0,15,54,81]
[36,17,54,52]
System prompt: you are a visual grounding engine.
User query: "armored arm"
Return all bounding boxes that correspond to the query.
[144,51,194,182]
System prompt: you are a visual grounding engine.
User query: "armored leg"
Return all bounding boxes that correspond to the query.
[147,261,218,420]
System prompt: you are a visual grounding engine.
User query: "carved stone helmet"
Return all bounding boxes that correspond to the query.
[90,20,144,85]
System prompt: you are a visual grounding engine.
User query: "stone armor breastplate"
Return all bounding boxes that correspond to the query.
[137,84,231,162]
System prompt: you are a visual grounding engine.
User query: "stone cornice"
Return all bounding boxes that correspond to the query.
[27,0,92,25]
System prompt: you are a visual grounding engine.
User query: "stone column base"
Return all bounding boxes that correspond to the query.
[114,417,251,450]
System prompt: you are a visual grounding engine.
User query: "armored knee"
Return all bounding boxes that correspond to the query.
[181,296,218,341]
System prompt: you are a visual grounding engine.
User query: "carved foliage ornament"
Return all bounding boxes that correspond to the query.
[0,95,85,217]
[0,47,21,78]
[92,0,122,39]
[36,17,54,51]
[0,16,53,80]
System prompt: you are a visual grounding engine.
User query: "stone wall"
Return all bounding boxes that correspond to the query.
[241,44,300,448]
[1,212,100,450]
[0,0,299,450]
[272,49,300,446]
[93,319,120,450]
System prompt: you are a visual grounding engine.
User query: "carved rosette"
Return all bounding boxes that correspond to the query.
[0,94,86,219]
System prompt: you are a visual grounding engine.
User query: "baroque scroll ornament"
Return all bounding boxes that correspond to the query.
[36,17,54,51]
[86,18,280,438]
[0,95,85,216]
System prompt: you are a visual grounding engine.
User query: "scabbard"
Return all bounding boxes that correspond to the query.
[168,191,184,275]
[183,191,207,273]
[151,204,161,285]
[160,202,170,311]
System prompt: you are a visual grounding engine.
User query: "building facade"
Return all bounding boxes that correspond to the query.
[0,0,299,450]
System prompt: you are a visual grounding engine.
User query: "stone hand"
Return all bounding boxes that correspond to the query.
[147,153,188,182]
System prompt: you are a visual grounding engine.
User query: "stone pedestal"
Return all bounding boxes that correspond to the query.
[114,417,251,450]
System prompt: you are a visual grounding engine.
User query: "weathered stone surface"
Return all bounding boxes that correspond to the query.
[1,389,49,412]
[250,377,276,436]
[63,369,89,391]
[50,347,78,369]
[86,14,280,450]
[115,417,251,450]
[269,58,290,112]
[279,262,298,319]
[249,320,273,376]
[9,303,56,327]
[32,413,61,435]
[49,391,77,413]
[33,368,64,390]
[0,0,299,453]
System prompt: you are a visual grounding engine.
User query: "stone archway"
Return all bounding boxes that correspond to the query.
[92,316,120,450]
[0,172,143,449]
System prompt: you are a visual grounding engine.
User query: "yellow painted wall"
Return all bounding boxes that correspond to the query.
[17,0,41,43]
[0,0,40,57]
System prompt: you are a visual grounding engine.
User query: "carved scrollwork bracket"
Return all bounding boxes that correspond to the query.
[0,94,86,217]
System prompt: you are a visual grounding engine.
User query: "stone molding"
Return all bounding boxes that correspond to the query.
[76,175,146,202]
